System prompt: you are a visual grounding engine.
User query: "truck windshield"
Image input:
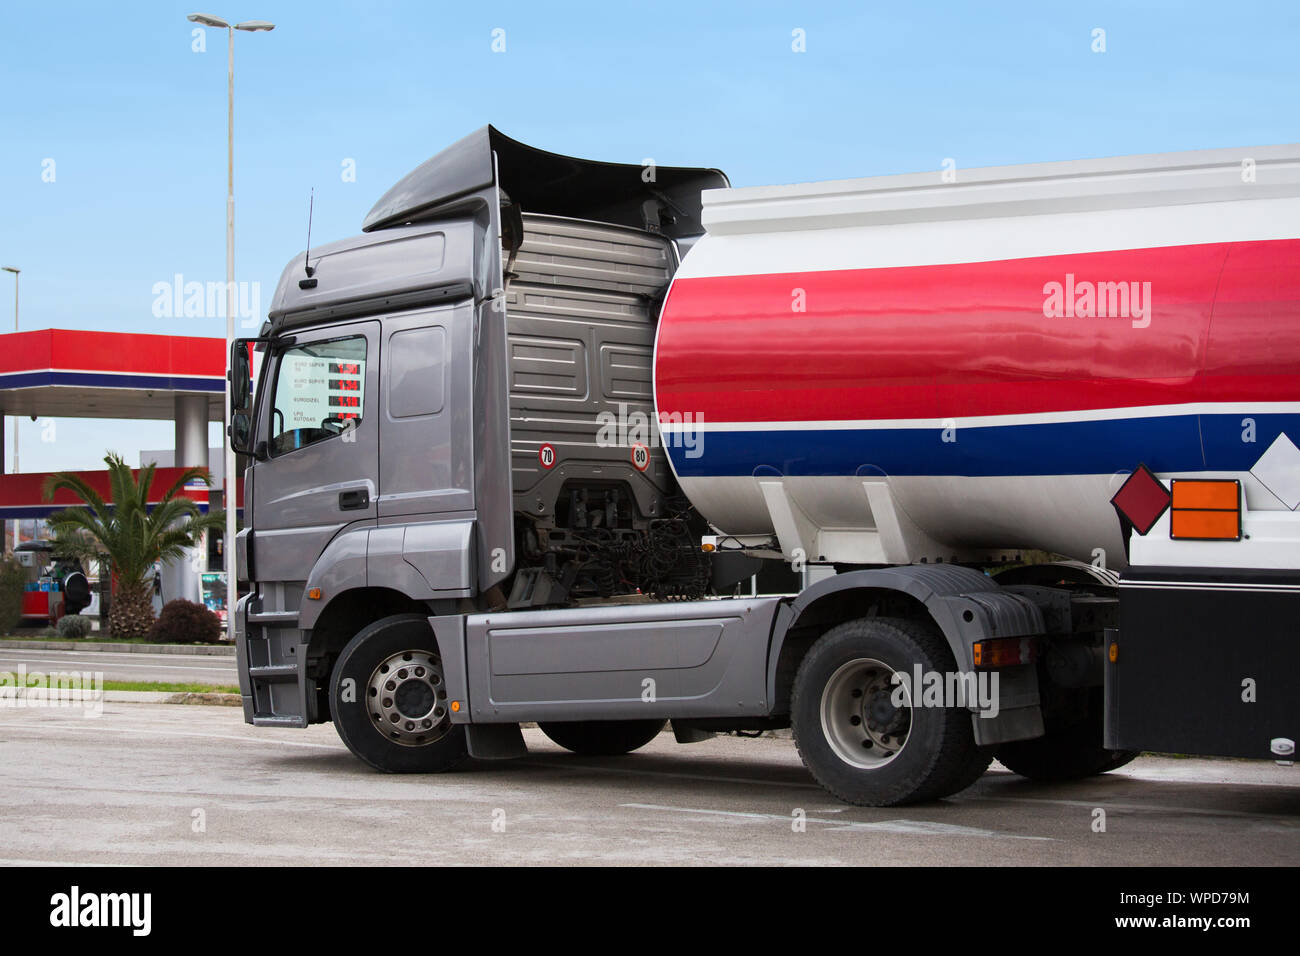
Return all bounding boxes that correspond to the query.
[269,336,367,456]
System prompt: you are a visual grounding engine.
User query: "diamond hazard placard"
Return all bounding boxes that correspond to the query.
[1110,464,1171,535]
[1251,432,1300,510]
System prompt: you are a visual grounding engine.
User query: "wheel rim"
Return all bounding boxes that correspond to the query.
[366,649,451,747]
[819,657,911,769]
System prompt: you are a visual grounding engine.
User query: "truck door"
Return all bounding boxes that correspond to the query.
[251,321,380,590]
[376,303,474,519]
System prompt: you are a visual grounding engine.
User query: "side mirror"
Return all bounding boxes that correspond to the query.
[230,411,254,457]
[229,338,265,456]
[230,340,252,412]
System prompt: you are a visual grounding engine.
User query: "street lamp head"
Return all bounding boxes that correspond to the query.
[235,20,275,31]
[187,12,230,28]
[1,267,18,275]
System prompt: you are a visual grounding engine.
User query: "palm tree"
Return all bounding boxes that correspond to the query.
[42,453,225,638]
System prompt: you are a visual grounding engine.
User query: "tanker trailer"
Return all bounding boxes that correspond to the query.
[231,128,1298,805]
[655,143,1300,783]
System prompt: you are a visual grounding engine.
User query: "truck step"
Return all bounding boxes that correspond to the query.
[247,611,299,625]
[247,664,299,682]
[251,714,307,728]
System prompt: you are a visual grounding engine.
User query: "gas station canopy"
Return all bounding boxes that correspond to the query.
[0,328,236,521]
[0,467,223,520]
[0,329,225,420]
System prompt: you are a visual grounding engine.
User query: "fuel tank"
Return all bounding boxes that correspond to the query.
[653,145,1300,568]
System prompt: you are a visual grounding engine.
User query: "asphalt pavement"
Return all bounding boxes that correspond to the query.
[1,701,1296,866]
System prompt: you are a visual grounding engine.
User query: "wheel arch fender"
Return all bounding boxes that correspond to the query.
[298,524,372,632]
[766,565,1046,720]
[992,558,1120,591]
[299,519,477,632]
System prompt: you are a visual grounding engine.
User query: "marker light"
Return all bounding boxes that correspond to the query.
[307,587,322,600]
[1169,479,1242,541]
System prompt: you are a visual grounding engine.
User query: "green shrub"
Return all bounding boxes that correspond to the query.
[146,599,222,644]
[56,615,94,639]
[0,556,26,635]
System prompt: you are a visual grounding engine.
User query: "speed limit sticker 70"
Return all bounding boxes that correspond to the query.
[538,443,556,469]
[630,442,650,472]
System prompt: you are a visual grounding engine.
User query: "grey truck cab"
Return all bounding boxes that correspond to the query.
[229,127,1132,804]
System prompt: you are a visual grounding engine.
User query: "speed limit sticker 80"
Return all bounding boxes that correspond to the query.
[630,442,650,472]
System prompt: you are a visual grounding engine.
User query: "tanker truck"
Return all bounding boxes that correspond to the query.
[228,127,1299,805]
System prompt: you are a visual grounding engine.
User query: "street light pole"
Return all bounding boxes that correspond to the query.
[2,266,18,474]
[1,266,17,552]
[187,14,274,643]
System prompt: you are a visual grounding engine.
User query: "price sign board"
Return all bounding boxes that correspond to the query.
[278,354,366,427]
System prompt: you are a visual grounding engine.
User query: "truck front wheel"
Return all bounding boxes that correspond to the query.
[330,614,469,773]
[538,719,667,755]
[792,616,993,806]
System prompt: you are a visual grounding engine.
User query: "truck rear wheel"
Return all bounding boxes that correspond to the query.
[997,689,1139,781]
[538,719,667,755]
[330,614,468,773]
[792,616,993,806]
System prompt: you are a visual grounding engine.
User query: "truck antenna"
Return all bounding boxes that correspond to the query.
[299,189,318,289]
[304,188,316,278]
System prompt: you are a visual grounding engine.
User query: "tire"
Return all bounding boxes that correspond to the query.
[63,571,92,616]
[538,719,667,756]
[792,616,993,806]
[997,689,1139,781]
[330,613,468,773]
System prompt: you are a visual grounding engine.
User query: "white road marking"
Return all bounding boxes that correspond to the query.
[969,793,1298,822]
[621,802,1053,839]
[0,648,230,659]
[0,858,121,867]
[0,655,233,674]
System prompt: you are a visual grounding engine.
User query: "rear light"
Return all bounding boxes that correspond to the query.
[972,637,1038,669]
[1169,479,1242,541]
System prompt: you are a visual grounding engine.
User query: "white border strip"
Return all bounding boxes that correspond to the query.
[658,402,1300,433]
[1120,580,1300,593]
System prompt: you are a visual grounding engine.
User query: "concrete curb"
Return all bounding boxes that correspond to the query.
[106,691,173,703]
[153,692,242,707]
[1,639,235,657]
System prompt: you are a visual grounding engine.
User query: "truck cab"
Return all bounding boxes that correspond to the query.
[231,127,739,732]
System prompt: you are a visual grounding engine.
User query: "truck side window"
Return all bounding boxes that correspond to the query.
[269,336,367,456]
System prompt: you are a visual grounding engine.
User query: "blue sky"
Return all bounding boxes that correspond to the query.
[2,0,1298,472]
